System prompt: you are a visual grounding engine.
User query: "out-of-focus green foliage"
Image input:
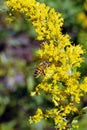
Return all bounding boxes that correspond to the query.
[0,0,87,130]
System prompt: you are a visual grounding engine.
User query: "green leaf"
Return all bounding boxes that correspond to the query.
[1,120,16,130]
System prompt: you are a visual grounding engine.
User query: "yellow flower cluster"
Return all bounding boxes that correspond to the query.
[29,108,43,124]
[77,0,87,28]
[6,0,87,129]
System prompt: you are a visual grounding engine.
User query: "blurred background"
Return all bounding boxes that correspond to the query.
[0,0,87,130]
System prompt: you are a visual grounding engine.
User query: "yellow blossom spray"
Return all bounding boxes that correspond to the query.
[6,0,87,129]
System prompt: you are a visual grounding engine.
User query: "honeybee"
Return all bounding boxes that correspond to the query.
[40,41,47,48]
[34,61,50,78]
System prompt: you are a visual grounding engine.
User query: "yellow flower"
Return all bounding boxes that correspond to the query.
[29,108,43,124]
[6,0,87,129]
[77,0,87,29]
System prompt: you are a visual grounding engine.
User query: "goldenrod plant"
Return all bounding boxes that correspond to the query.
[77,0,87,29]
[6,0,87,129]
[77,0,87,76]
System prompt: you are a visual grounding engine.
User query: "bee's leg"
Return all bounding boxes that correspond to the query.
[42,70,45,76]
